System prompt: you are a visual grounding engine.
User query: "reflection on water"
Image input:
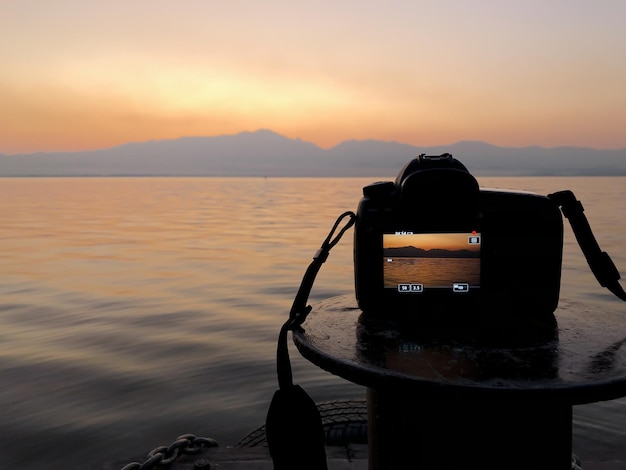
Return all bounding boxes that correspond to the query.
[384,257,481,287]
[0,176,624,468]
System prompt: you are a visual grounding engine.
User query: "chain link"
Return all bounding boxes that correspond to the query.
[120,434,218,470]
[571,453,583,470]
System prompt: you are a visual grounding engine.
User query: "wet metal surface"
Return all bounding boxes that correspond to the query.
[293,295,626,404]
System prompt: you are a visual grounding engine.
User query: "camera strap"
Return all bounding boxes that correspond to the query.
[265,211,356,470]
[548,190,626,301]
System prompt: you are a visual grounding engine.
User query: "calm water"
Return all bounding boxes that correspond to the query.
[0,176,625,469]
[384,258,481,287]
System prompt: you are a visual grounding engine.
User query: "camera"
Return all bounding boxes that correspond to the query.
[354,154,564,322]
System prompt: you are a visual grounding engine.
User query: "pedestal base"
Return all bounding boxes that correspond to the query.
[293,296,626,470]
[367,388,573,470]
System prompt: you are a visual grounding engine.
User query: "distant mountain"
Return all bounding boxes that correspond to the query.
[1,129,625,176]
[384,246,480,258]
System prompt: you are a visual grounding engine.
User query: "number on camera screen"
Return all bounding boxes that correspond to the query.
[382,232,481,293]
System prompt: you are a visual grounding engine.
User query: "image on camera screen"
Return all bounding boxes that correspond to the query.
[382,232,481,292]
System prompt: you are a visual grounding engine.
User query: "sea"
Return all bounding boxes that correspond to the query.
[0,176,625,469]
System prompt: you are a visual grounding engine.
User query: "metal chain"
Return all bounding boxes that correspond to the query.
[120,434,218,470]
[571,453,583,470]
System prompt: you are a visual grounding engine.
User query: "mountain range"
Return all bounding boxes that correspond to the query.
[1,129,625,177]
[384,247,480,258]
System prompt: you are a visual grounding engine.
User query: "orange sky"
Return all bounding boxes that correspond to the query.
[384,233,481,252]
[2,1,626,154]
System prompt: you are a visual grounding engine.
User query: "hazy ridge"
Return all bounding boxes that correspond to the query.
[384,246,480,258]
[1,129,625,177]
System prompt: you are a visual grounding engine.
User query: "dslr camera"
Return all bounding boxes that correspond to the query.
[354,154,564,321]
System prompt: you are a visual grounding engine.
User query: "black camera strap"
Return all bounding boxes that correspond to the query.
[548,190,626,301]
[265,211,356,470]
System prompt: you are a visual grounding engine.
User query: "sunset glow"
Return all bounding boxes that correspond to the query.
[2,1,626,154]
[384,233,481,253]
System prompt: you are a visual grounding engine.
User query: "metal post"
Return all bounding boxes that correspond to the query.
[367,388,572,470]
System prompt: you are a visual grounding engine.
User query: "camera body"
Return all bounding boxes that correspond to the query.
[354,154,564,321]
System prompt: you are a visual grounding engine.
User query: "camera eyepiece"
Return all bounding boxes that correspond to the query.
[395,154,480,216]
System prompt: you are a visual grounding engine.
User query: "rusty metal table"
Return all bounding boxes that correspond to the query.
[293,295,626,470]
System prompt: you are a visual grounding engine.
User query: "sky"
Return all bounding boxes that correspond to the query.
[1,0,626,154]
[384,233,481,252]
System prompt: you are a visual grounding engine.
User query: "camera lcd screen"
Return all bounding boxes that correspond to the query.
[382,232,481,293]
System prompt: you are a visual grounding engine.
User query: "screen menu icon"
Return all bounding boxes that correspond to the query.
[468,235,481,244]
[398,283,423,293]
